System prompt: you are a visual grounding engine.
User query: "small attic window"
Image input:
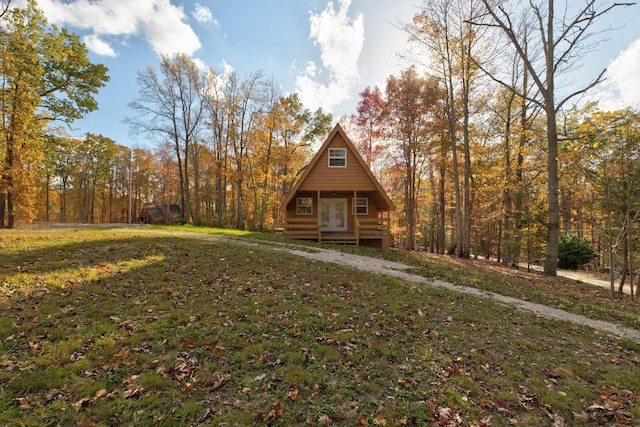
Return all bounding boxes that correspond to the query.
[328,148,346,167]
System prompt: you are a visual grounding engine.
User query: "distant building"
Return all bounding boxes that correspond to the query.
[139,204,182,224]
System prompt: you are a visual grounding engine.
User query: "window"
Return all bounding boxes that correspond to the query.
[353,197,368,215]
[328,148,346,167]
[296,197,313,215]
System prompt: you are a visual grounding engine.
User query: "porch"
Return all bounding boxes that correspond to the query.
[283,216,391,249]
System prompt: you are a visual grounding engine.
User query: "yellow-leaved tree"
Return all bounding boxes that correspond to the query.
[0,0,109,228]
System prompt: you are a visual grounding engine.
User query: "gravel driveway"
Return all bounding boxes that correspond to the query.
[228,237,640,344]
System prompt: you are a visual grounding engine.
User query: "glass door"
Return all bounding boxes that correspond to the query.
[320,199,347,231]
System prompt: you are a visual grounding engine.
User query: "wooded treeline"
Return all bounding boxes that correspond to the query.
[34,65,333,231]
[2,0,638,291]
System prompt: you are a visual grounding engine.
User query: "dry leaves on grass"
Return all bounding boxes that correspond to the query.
[122,375,144,399]
[425,399,463,426]
[72,388,110,411]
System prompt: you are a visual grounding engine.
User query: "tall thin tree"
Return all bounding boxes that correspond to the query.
[474,0,634,275]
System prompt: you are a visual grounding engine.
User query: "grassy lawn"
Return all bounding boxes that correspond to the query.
[1,226,639,426]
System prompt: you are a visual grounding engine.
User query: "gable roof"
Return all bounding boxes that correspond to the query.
[281,123,395,211]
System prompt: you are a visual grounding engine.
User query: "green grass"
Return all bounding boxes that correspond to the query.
[1,226,639,426]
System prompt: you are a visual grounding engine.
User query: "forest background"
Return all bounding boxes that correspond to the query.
[1,0,639,286]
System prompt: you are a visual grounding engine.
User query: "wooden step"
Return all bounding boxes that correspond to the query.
[320,234,358,245]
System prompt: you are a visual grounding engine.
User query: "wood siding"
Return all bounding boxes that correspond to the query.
[299,134,378,192]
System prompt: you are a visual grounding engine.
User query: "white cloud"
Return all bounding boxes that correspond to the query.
[193,3,218,26]
[82,34,116,57]
[304,61,317,78]
[37,0,201,56]
[221,59,235,77]
[295,0,364,112]
[192,57,206,71]
[588,38,640,110]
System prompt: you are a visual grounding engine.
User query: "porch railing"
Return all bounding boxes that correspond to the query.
[283,216,389,240]
[283,217,320,240]
[356,217,390,236]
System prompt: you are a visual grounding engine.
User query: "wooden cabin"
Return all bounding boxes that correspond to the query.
[139,203,182,224]
[281,123,395,249]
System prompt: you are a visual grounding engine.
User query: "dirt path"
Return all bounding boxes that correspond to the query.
[222,237,640,344]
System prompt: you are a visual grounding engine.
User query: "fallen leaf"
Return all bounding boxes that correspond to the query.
[72,397,92,411]
[111,348,127,362]
[442,365,455,377]
[547,368,561,378]
[373,413,387,426]
[437,407,452,419]
[14,396,32,409]
[264,401,285,421]
[478,398,494,409]
[437,406,463,425]
[572,411,589,421]
[2,359,16,371]
[318,414,332,425]
[425,399,438,416]
[496,400,514,415]
[123,385,144,399]
[210,373,231,391]
[212,346,225,357]
[93,389,108,400]
[45,388,64,402]
[274,400,284,416]
[588,404,606,411]
[287,388,299,401]
[180,382,194,392]
[357,415,370,426]
[614,411,632,425]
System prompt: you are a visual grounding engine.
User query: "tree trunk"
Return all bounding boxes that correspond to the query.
[543,108,560,276]
[451,134,463,257]
[236,176,244,230]
[0,192,5,228]
[461,36,473,258]
[618,235,628,294]
[405,154,416,250]
[603,156,616,298]
[45,175,50,222]
[437,164,446,254]
[7,190,15,228]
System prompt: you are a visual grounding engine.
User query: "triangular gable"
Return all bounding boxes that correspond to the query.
[281,123,395,211]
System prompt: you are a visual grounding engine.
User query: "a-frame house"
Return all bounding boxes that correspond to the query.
[281,123,395,249]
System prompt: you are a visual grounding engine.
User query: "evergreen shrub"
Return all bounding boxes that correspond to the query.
[558,233,597,270]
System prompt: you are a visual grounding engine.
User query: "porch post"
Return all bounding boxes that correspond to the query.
[353,190,359,246]
[317,190,321,242]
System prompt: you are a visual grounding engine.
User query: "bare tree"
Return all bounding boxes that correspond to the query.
[222,70,265,230]
[473,0,634,275]
[127,53,207,223]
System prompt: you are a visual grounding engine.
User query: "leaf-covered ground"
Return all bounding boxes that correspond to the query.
[1,228,639,426]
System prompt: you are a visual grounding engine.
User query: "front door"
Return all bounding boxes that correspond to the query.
[320,198,347,231]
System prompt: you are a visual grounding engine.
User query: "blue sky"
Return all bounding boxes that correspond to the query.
[27,0,640,148]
